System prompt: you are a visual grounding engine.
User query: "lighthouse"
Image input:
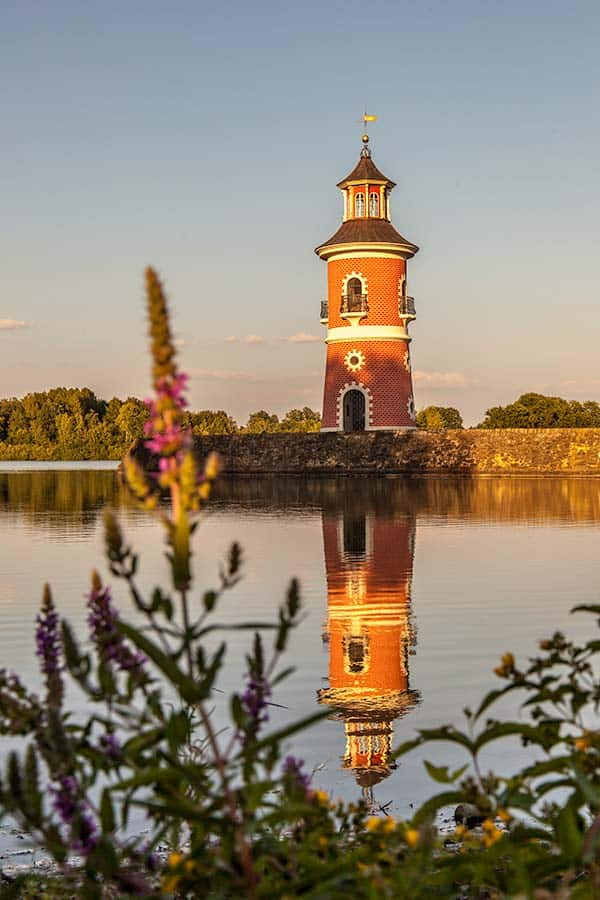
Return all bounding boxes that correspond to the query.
[316,132,419,432]
[318,501,419,804]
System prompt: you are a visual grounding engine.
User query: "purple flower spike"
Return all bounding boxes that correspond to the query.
[35,587,63,705]
[51,775,98,856]
[283,755,311,792]
[87,585,147,681]
[241,676,271,736]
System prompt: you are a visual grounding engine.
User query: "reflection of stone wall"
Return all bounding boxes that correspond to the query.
[158,430,600,477]
[210,476,600,523]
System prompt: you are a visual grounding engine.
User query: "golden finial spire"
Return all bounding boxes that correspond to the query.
[358,110,378,154]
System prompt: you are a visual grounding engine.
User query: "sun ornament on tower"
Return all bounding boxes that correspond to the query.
[315,124,420,432]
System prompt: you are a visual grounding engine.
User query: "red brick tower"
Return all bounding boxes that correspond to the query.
[316,134,419,432]
[318,508,419,803]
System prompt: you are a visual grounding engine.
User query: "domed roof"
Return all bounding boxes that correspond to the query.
[337,149,396,188]
[315,218,418,258]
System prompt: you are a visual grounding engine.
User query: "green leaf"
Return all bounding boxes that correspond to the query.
[556,802,583,860]
[100,788,115,833]
[423,761,453,784]
[250,709,329,753]
[23,745,41,823]
[117,620,201,704]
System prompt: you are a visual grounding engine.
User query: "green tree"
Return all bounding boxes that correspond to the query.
[279,407,321,432]
[116,398,149,444]
[185,409,238,435]
[416,406,463,429]
[478,392,600,428]
[244,410,280,433]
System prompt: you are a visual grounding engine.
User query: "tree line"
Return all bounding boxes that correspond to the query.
[0,388,322,459]
[2,389,599,460]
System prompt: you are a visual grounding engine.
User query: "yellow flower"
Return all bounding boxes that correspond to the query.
[494,652,515,677]
[319,836,328,848]
[481,818,503,848]
[497,808,511,824]
[405,828,420,848]
[382,817,396,833]
[575,731,593,752]
[313,789,330,806]
[365,816,381,832]
[167,852,183,868]
[162,874,180,893]
[454,824,468,840]
[184,858,197,872]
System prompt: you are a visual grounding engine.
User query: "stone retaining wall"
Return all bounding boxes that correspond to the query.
[133,430,600,475]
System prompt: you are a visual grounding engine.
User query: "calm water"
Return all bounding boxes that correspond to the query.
[1,464,600,821]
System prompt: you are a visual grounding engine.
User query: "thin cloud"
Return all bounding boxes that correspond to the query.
[0,319,28,330]
[223,334,265,344]
[414,370,476,388]
[284,332,321,343]
[189,368,263,382]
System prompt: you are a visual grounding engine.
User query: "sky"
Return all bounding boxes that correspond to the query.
[1,0,599,425]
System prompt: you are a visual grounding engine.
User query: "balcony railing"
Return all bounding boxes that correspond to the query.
[399,295,416,317]
[341,293,369,315]
[320,300,328,322]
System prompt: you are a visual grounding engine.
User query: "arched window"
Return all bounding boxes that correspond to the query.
[369,191,379,216]
[354,192,365,217]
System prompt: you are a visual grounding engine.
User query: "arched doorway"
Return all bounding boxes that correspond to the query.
[343,389,366,432]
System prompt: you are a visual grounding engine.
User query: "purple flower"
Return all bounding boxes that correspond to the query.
[36,599,61,677]
[282,755,311,792]
[99,732,122,762]
[51,775,98,856]
[87,585,147,681]
[241,676,271,735]
[35,587,63,705]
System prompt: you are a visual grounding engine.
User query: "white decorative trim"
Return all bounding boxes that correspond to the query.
[326,325,411,343]
[316,241,418,261]
[341,270,368,298]
[344,348,366,373]
[337,382,373,431]
[403,349,411,372]
[324,250,406,260]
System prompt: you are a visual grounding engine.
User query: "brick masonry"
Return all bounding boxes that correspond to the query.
[132,430,600,476]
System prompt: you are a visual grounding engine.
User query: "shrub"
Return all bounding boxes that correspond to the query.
[416,406,463,430]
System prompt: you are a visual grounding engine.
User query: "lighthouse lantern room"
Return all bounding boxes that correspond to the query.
[316,132,419,432]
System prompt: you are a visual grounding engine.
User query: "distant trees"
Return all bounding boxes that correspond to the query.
[0,390,322,459]
[416,406,463,430]
[478,393,600,428]
[184,410,238,435]
[0,389,149,460]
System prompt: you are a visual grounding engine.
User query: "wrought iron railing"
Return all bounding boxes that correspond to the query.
[320,300,328,321]
[341,293,368,315]
[399,295,416,317]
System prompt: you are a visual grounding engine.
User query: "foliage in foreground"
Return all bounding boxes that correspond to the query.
[2,271,600,898]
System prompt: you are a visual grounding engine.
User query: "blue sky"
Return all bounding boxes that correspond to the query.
[1,0,599,424]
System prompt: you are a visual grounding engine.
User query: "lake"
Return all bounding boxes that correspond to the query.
[1,463,600,826]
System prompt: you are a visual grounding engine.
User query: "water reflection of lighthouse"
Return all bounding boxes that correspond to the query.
[318,506,419,803]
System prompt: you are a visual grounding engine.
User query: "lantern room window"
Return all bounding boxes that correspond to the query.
[369,192,379,216]
[354,192,365,217]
